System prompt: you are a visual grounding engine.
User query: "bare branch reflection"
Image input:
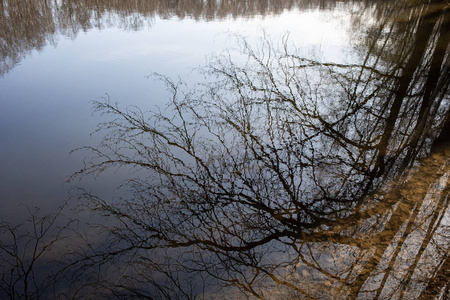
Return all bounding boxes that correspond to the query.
[1,0,448,299]
[67,1,449,298]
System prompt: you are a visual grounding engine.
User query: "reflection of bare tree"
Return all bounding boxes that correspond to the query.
[342,1,450,298]
[1,0,448,298]
[67,1,449,298]
[0,203,76,299]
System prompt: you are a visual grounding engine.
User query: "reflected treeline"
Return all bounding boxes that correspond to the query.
[1,0,345,76]
[0,0,449,299]
[0,0,57,75]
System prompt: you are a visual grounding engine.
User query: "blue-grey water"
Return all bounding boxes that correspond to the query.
[0,1,448,299]
[0,6,349,218]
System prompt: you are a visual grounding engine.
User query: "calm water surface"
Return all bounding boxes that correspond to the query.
[0,0,449,299]
[0,0,349,215]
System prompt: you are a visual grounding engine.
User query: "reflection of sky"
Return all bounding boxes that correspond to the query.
[0,9,350,219]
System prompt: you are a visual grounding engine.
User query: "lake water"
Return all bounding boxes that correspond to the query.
[0,0,449,299]
[0,0,350,216]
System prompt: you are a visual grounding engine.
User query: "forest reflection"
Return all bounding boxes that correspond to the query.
[0,0,449,299]
[1,0,340,76]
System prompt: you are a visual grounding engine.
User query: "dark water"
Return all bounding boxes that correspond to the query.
[0,0,449,299]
